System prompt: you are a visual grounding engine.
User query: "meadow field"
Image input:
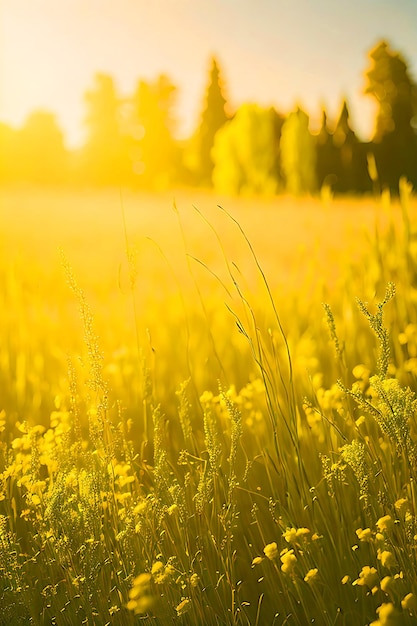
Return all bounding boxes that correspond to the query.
[1,184,417,625]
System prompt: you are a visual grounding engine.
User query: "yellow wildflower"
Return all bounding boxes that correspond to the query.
[304,568,318,585]
[199,391,213,405]
[164,563,176,580]
[176,598,191,616]
[280,550,297,574]
[352,364,370,380]
[151,561,164,583]
[167,504,178,516]
[370,602,398,626]
[282,528,298,544]
[353,566,378,588]
[283,527,310,544]
[251,556,264,566]
[263,542,279,561]
[380,576,396,594]
[395,498,410,515]
[127,573,154,614]
[356,528,372,542]
[376,515,393,533]
[377,550,397,569]
[402,593,417,613]
[133,500,148,515]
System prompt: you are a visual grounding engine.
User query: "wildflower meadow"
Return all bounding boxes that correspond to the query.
[1,183,417,625]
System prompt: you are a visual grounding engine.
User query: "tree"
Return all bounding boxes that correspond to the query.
[211,104,279,195]
[316,108,338,190]
[212,104,278,194]
[130,74,179,188]
[280,107,316,195]
[188,57,229,186]
[0,122,19,183]
[333,100,371,193]
[17,111,68,184]
[365,40,417,190]
[81,73,129,185]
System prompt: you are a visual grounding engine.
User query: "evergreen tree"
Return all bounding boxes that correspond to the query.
[365,40,417,190]
[316,108,338,190]
[189,57,229,185]
[335,100,373,193]
[333,100,360,192]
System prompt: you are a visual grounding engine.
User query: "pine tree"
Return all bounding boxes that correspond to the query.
[316,108,337,190]
[190,57,229,186]
[332,100,359,192]
[365,40,417,190]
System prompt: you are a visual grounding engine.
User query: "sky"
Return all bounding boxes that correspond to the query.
[1,0,417,148]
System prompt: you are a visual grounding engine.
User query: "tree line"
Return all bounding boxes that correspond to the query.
[1,39,416,195]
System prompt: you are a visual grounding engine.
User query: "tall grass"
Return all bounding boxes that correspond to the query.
[1,184,417,625]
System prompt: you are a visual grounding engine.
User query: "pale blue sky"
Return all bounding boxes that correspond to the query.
[1,0,416,146]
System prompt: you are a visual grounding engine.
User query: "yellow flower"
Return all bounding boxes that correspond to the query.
[251,556,264,566]
[0,410,6,433]
[282,527,310,544]
[151,561,164,583]
[176,598,191,616]
[128,573,155,614]
[380,576,396,594]
[371,602,398,626]
[356,528,372,542]
[151,561,164,575]
[353,566,378,588]
[282,528,298,544]
[189,573,200,587]
[377,550,397,569]
[352,364,370,380]
[280,550,297,574]
[263,542,279,560]
[395,498,410,515]
[402,593,417,613]
[341,575,350,585]
[164,563,176,580]
[133,500,148,515]
[304,568,318,585]
[376,515,393,533]
[199,391,213,405]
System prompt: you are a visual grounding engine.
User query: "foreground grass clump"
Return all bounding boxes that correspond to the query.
[1,184,417,624]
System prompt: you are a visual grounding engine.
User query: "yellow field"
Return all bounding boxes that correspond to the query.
[0,186,398,420]
[1,185,417,625]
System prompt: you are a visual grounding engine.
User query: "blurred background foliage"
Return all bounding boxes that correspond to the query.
[1,39,416,195]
